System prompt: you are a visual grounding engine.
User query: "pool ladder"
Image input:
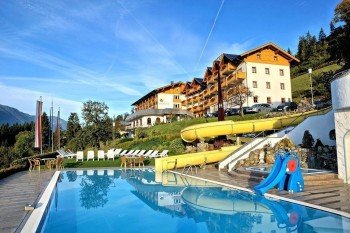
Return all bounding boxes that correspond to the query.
[182,164,197,176]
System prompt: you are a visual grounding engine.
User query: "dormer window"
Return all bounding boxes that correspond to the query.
[257,54,261,60]
[274,56,278,61]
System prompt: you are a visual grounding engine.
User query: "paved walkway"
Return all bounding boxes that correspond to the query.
[0,170,54,233]
[177,168,350,216]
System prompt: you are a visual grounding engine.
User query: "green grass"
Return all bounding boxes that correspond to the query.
[291,63,342,101]
[63,158,155,168]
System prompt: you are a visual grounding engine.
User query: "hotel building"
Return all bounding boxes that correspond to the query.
[126,82,192,130]
[183,42,299,117]
[127,42,299,128]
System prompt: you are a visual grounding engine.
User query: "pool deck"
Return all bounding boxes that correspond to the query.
[0,170,55,233]
[173,168,350,217]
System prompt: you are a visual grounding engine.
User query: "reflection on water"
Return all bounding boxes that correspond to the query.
[43,169,350,233]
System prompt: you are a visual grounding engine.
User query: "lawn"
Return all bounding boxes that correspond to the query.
[63,158,155,168]
[291,63,342,101]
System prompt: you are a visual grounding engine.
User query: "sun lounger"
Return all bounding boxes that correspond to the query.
[144,150,153,158]
[158,150,169,158]
[136,150,146,157]
[76,151,84,162]
[131,150,140,156]
[120,150,129,156]
[149,150,159,158]
[57,149,76,159]
[107,149,115,160]
[97,150,105,161]
[125,150,135,157]
[87,150,95,161]
[113,149,122,157]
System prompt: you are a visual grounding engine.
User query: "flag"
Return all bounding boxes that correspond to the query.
[34,99,43,148]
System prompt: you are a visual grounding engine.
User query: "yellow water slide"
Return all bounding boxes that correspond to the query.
[181,109,329,143]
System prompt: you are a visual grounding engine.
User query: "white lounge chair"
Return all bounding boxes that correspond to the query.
[87,150,95,161]
[136,150,146,157]
[97,150,105,161]
[125,150,135,157]
[149,150,159,158]
[158,150,169,158]
[76,151,84,162]
[107,150,115,160]
[57,149,76,159]
[120,150,129,156]
[113,149,122,157]
[131,150,140,156]
[144,150,153,158]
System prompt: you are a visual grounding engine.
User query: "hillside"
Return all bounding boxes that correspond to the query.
[0,104,67,129]
[291,63,342,101]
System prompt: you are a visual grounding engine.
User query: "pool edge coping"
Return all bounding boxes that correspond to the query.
[169,170,350,219]
[20,171,60,233]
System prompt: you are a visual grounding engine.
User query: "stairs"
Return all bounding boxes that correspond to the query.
[229,167,344,187]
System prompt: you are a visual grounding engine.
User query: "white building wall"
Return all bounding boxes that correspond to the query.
[245,62,292,107]
[331,72,350,183]
[157,93,185,110]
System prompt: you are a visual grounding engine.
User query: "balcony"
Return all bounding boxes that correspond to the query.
[220,63,235,76]
[207,74,217,84]
[187,86,201,96]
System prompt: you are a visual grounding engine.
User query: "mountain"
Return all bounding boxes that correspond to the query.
[0,104,67,130]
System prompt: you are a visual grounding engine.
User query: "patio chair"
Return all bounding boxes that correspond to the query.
[113,148,122,157]
[135,156,145,168]
[149,150,159,158]
[158,150,169,158]
[76,151,84,162]
[107,149,115,160]
[144,150,153,158]
[97,150,105,161]
[87,150,95,161]
[28,158,40,171]
[120,156,127,168]
[55,157,64,170]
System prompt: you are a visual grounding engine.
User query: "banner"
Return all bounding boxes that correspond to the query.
[34,99,43,148]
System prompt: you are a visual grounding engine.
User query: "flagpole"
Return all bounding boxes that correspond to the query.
[40,96,43,155]
[51,100,54,152]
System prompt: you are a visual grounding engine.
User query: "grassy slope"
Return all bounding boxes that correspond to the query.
[291,63,342,101]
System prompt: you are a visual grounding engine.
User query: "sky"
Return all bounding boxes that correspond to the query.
[0,0,340,120]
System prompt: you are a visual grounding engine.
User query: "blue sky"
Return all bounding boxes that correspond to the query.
[0,0,340,119]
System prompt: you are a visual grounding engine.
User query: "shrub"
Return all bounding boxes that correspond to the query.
[168,138,186,155]
[302,130,315,148]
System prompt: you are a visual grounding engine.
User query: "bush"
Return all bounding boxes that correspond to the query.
[302,130,315,148]
[168,138,186,155]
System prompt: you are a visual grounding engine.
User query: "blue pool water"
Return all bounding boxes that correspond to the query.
[40,169,350,233]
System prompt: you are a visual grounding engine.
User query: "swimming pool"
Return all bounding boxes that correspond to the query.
[39,169,350,233]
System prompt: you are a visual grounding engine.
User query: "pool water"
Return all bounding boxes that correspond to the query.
[40,169,350,233]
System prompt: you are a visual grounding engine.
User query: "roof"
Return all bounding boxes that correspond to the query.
[240,42,300,63]
[131,81,185,106]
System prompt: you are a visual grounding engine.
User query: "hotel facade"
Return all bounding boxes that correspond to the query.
[127,42,299,128]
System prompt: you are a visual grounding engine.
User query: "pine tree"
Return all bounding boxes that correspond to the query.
[66,113,81,142]
[287,48,292,55]
[318,28,327,42]
[330,21,336,33]
[302,130,315,148]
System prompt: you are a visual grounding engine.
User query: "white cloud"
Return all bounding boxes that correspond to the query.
[0,83,81,120]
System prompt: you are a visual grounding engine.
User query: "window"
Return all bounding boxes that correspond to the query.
[253,81,258,88]
[266,82,271,89]
[174,95,180,99]
[252,67,257,73]
[281,98,286,103]
[174,104,180,108]
[147,118,152,125]
[279,69,284,76]
[280,83,285,90]
[274,55,278,61]
[257,54,261,60]
[267,97,271,104]
[253,96,258,103]
[265,68,270,75]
